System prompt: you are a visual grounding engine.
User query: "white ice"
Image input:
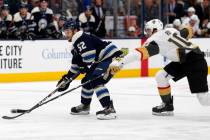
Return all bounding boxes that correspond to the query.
[1,77,210,140]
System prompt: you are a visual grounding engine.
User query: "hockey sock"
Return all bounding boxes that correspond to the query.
[158,86,172,103]
[81,87,94,105]
[95,86,111,108]
[160,94,172,104]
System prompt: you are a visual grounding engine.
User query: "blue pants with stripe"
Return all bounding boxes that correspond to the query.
[80,58,113,107]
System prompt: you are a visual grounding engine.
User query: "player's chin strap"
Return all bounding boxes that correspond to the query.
[2,74,104,120]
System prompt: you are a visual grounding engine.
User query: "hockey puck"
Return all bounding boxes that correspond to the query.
[11,109,27,113]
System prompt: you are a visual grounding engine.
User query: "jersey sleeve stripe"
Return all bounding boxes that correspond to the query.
[81,50,96,58]
[98,44,119,61]
[81,50,96,63]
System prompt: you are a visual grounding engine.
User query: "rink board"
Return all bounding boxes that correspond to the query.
[0,40,140,82]
[0,39,210,82]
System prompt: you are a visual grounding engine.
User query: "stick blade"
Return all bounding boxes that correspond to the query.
[2,116,14,120]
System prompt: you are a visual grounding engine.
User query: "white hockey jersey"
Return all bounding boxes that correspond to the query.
[137,28,198,62]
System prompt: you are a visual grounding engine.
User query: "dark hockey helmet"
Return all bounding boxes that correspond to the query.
[63,18,80,30]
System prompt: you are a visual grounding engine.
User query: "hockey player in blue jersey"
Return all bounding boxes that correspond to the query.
[57,19,122,120]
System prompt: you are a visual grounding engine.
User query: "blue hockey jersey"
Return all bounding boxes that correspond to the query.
[67,31,120,78]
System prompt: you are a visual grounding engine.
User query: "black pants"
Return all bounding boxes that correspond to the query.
[164,51,208,93]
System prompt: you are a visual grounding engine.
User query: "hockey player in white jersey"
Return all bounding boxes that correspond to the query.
[109,19,210,116]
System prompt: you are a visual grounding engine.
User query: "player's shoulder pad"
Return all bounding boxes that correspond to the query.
[72,31,84,45]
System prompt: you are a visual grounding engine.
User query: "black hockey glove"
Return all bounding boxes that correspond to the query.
[57,75,71,92]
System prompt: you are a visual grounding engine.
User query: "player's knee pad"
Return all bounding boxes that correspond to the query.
[155,70,173,87]
[196,92,210,106]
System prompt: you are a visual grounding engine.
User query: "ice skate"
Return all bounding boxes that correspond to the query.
[96,100,117,120]
[152,97,174,116]
[71,104,90,115]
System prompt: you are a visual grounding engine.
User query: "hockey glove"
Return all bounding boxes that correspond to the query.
[57,75,71,92]
[108,58,123,75]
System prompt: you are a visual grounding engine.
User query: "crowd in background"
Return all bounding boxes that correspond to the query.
[0,0,210,40]
[164,0,210,38]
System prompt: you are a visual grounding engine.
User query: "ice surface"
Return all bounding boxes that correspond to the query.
[1,77,210,140]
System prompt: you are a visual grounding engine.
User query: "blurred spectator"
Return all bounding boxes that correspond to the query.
[84,0,91,7]
[132,0,141,28]
[0,0,4,10]
[13,3,36,40]
[195,0,210,27]
[54,15,66,39]
[182,7,196,25]
[15,0,33,13]
[124,0,140,15]
[166,0,185,23]
[79,5,96,34]
[0,4,13,39]
[144,0,159,22]
[31,0,58,39]
[118,0,126,16]
[5,0,18,15]
[53,13,60,25]
[62,0,80,18]
[199,19,210,37]
[173,18,182,30]
[0,0,210,39]
[204,22,210,37]
[103,0,112,15]
[188,14,203,37]
[103,0,130,16]
[50,0,61,14]
[183,0,197,11]
[31,0,40,8]
[91,0,106,38]
[126,26,138,38]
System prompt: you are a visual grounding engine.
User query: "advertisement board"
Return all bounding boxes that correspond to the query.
[1,38,210,82]
[0,39,141,82]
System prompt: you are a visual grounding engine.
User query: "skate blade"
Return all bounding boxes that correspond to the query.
[70,111,90,115]
[96,113,117,120]
[152,111,174,116]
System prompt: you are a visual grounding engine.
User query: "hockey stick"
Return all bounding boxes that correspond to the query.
[1,74,78,120]
[2,74,103,120]
[11,74,80,114]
